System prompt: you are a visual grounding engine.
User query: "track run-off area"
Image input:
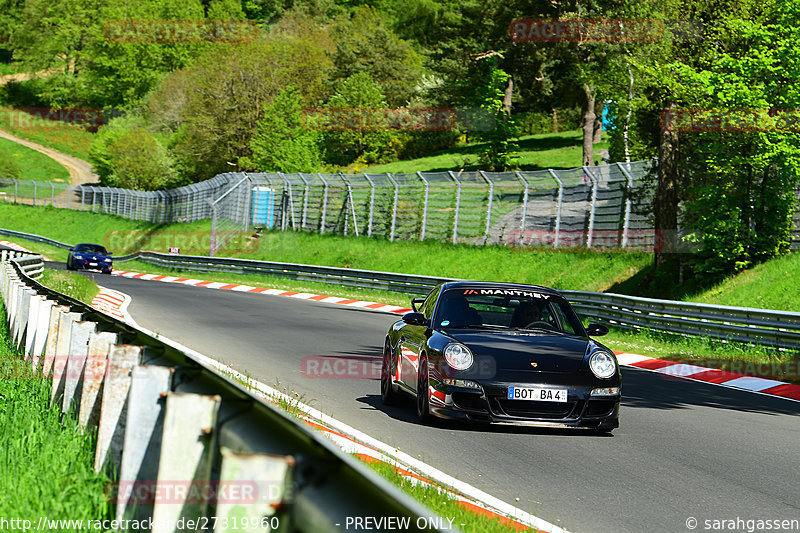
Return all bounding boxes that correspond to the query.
[44,261,800,533]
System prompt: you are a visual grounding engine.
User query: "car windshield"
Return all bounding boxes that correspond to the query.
[75,244,108,254]
[434,288,584,335]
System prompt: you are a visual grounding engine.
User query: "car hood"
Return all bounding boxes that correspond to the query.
[447,330,590,373]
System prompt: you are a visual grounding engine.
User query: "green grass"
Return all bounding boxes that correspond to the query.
[364,130,610,173]
[361,457,534,532]
[1,203,798,369]
[0,299,114,529]
[0,136,70,182]
[39,268,100,304]
[687,253,800,312]
[0,106,94,161]
[0,63,23,76]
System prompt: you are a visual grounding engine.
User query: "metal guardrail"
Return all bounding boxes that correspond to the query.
[0,227,72,249]
[0,256,454,533]
[112,250,800,350]
[0,249,44,278]
[117,250,454,295]
[3,226,798,349]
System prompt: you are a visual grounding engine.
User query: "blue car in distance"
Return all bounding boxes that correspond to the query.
[66,243,113,274]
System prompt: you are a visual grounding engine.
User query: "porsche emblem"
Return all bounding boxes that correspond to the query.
[530,362,538,368]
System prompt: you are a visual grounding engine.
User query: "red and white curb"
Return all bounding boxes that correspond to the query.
[111,269,413,314]
[615,352,800,402]
[0,239,32,252]
[91,286,137,326]
[110,268,800,403]
[135,326,566,533]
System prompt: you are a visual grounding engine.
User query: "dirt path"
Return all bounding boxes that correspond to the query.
[0,128,97,186]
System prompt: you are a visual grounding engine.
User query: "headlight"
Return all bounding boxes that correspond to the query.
[74,254,83,259]
[443,343,473,371]
[104,258,112,262]
[589,350,616,379]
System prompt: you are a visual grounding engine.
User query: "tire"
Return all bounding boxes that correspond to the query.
[380,340,400,405]
[416,354,433,423]
[66,257,74,270]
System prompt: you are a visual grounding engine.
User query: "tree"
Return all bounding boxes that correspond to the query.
[322,72,395,167]
[330,6,425,106]
[249,87,323,173]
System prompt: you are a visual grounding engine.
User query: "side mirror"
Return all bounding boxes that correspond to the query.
[402,312,429,327]
[68,247,74,251]
[586,323,609,337]
[410,298,425,312]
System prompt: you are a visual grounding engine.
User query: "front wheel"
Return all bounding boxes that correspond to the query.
[416,355,433,423]
[380,340,400,405]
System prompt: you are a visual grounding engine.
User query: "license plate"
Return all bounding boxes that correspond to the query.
[507,386,567,402]
[89,262,98,266]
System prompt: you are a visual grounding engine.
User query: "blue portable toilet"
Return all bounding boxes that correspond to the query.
[602,101,612,131]
[251,187,275,228]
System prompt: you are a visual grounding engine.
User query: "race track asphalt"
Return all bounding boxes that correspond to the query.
[48,263,800,533]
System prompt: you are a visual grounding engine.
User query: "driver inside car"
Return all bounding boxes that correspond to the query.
[512,302,545,328]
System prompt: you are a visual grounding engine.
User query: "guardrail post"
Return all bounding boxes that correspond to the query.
[448,171,462,244]
[151,392,221,533]
[583,166,599,248]
[363,173,376,237]
[548,169,564,248]
[51,310,82,407]
[386,173,399,241]
[41,304,68,374]
[95,344,142,472]
[318,173,329,235]
[479,171,494,244]
[78,331,118,429]
[616,162,635,248]
[216,448,294,530]
[117,365,174,522]
[62,320,97,415]
[417,171,430,241]
[23,294,42,359]
[29,297,54,366]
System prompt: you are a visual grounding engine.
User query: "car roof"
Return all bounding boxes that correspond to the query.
[75,243,107,249]
[437,280,564,298]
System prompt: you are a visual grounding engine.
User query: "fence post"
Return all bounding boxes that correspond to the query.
[208,199,217,257]
[479,171,494,244]
[448,171,462,244]
[583,166,599,248]
[318,173,329,235]
[363,174,376,237]
[50,182,55,206]
[548,169,563,248]
[13,179,17,204]
[386,173,399,242]
[298,174,310,230]
[514,171,530,243]
[616,162,635,248]
[33,181,37,206]
[417,171,430,241]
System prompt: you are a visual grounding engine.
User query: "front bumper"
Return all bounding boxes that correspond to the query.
[428,380,620,428]
[73,258,112,272]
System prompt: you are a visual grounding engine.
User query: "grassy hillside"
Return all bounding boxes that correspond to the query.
[1,203,797,313]
[0,137,70,182]
[365,130,610,173]
[0,107,94,161]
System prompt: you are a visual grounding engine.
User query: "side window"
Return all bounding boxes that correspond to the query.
[421,288,440,319]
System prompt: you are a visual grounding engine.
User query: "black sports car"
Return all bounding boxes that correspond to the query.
[66,243,113,274]
[381,281,620,432]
